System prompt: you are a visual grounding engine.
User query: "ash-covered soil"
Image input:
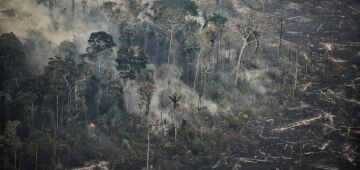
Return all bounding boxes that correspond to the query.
[224,0,360,169]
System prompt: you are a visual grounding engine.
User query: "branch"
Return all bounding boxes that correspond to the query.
[63,73,70,90]
[273,111,334,132]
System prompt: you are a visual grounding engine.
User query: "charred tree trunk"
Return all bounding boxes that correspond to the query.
[293,41,299,100]
[168,25,175,64]
[56,95,58,133]
[14,151,16,170]
[175,123,177,143]
[146,98,150,115]
[193,47,203,90]
[161,111,164,135]
[278,18,283,57]
[31,101,34,128]
[146,125,150,170]
[35,145,38,170]
[144,23,149,56]
[185,51,189,84]
[72,0,75,17]
[198,94,202,110]
[235,39,247,85]
[155,31,159,65]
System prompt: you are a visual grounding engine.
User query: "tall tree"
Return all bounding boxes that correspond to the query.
[137,82,155,116]
[0,33,28,124]
[116,48,148,80]
[86,31,116,54]
[137,82,155,170]
[151,0,198,64]
[0,33,26,88]
[209,13,228,67]
[44,55,86,126]
[234,13,267,85]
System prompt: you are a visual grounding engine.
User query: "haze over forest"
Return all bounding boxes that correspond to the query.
[0,0,359,169]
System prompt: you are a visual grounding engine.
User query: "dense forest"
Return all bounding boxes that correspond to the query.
[0,0,359,169]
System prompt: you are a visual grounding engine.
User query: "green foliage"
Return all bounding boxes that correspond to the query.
[153,0,198,17]
[189,138,210,155]
[242,109,252,119]
[185,19,201,34]
[0,32,24,50]
[209,13,228,26]
[219,113,243,130]
[205,30,217,45]
[186,34,200,54]
[0,32,26,83]
[0,1,289,166]
[44,55,84,95]
[12,92,37,122]
[0,121,22,169]
[206,81,227,103]
[102,1,117,11]
[87,31,116,53]
[182,0,198,16]
[0,33,32,125]
[137,82,155,115]
[116,48,134,71]
[116,48,148,80]
[1,121,21,146]
[152,0,198,31]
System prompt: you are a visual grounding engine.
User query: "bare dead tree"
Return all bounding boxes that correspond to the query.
[63,73,86,113]
[192,30,211,91]
[169,93,182,143]
[292,37,299,100]
[169,93,181,109]
[233,13,268,85]
[168,24,175,63]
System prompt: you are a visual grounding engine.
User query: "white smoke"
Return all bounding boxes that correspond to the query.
[0,0,119,73]
[123,64,218,126]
